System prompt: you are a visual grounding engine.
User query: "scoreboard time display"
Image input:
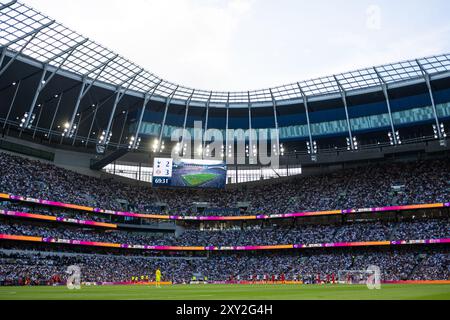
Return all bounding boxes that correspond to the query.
[152,158,173,187]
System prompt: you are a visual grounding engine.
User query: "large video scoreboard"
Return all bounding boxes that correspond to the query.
[152,158,227,189]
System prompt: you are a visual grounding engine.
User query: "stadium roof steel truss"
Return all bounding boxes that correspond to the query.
[0,0,450,109]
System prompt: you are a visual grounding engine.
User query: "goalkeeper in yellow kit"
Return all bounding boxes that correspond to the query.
[155,268,162,288]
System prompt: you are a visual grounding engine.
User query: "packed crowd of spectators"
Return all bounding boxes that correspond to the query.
[0,247,447,285]
[394,220,450,240]
[1,217,449,247]
[0,152,449,217]
[0,151,448,286]
[411,252,449,280]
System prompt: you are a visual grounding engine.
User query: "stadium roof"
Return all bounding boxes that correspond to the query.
[1,0,450,107]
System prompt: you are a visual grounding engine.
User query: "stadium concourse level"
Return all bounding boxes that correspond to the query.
[0,152,450,218]
[0,247,448,286]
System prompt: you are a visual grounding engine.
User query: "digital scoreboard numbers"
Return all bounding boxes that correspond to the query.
[152,158,173,187]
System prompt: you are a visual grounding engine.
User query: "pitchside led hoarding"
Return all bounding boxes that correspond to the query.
[152,158,227,189]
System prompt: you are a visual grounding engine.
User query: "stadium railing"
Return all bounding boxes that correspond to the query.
[0,233,449,252]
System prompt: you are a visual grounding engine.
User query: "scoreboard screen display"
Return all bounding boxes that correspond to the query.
[152,158,227,189]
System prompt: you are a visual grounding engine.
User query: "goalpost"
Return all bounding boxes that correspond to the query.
[338,270,373,284]
[337,267,381,289]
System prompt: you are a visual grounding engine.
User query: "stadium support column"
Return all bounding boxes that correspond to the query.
[297,83,314,153]
[20,65,48,136]
[66,78,88,138]
[132,81,162,150]
[67,55,118,136]
[104,90,123,146]
[103,69,143,146]
[47,93,63,141]
[24,38,88,128]
[158,86,179,148]
[334,76,354,150]
[225,93,230,163]
[71,111,82,146]
[0,20,55,77]
[247,91,255,164]
[117,110,129,149]
[0,48,6,73]
[139,163,142,182]
[416,60,442,139]
[86,105,99,147]
[203,91,213,157]
[32,103,44,139]
[374,67,397,144]
[269,88,281,159]
[181,89,195,156]
[3,80,20,130]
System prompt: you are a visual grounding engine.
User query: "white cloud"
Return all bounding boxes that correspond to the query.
[228,0,255,15]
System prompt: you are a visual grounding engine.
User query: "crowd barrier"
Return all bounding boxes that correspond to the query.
[0,209,117,228]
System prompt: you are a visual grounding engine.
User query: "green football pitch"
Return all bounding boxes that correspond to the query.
[182,173,218,187]
[0,284,449,300]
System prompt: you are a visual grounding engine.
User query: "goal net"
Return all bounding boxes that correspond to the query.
[337,270,376,285]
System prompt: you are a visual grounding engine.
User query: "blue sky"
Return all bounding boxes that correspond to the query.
[23,0,450,91]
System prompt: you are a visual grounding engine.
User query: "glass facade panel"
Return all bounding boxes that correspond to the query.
[104,163,302,185]
[138,103,450,139]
